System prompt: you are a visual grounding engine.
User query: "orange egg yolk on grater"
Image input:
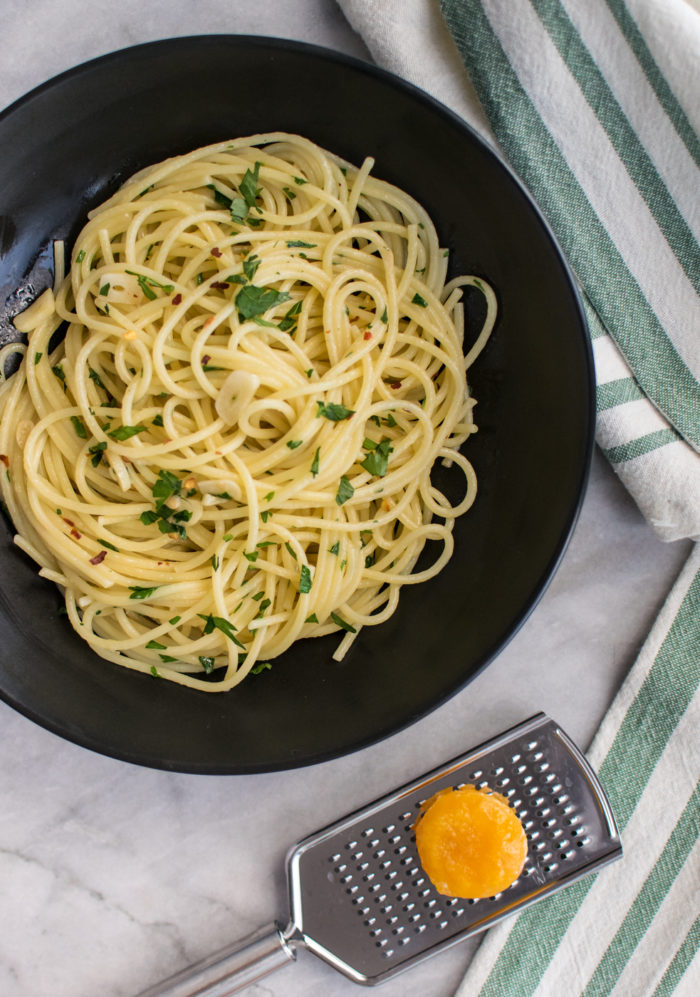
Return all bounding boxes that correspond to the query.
[414,784,528,898]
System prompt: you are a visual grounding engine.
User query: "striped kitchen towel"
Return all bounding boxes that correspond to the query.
[337,0,700,541]
[455,542,700,997]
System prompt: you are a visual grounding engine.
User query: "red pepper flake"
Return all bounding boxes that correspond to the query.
[211,281,229,290]
[0,455,8,467]
[390,381,402,390]
[62,517,75,527]
[89,550,107,566]
[202,355,211,364]
[172,293,182,305]
[70,528,82,540]
[363,331,372,341]
[211,247,222,258]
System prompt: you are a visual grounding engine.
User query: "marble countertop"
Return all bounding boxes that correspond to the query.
[0,4,692,996]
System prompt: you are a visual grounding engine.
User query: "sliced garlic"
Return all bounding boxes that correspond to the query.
[215,370,260,424]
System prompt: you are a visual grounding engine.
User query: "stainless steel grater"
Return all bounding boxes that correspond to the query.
[137,713,621,996]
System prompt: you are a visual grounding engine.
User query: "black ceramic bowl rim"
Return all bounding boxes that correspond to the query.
[0,36,595,773]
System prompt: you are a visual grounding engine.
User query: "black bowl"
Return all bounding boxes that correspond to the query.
[0,36,594,772]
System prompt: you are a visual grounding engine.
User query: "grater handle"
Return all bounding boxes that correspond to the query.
[134,922,296,997]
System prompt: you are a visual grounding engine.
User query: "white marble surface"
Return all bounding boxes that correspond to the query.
[0,4,693,997]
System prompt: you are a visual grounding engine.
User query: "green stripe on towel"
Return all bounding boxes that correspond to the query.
[440,0,700,448]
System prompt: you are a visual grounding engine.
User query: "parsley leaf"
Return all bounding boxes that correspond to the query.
[330,611,357,633]
[316,401,354,421]
[411,292,428,307]
[236,284,291,320]
[299,564,312,593]
[97,538,119,551]
[243,254,261,281]
[286,240,316,248]
[125,270,174,299]
[71,416,87,439]
[360,437,393,478]
[251,661,272,674]
[108,424,147,441]
[198,613,245,648]
[199,655,216,673]
[129,585,160,600]
[240,161,261,209]
[310,447,320,477]
[278,299,302,333]
[336,476,354,505]
[88,441,107,467]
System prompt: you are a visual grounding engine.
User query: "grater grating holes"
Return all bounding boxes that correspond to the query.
[324,730,596,965]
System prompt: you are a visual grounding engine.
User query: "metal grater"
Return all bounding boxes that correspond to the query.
[137,713,621,996]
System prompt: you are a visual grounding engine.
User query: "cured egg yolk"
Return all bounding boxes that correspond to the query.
[414,784,528,898]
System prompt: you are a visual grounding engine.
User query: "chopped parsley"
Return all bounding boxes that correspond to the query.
[236,284,291,320]
[330,611,356,633]
[240,161,262,210]
[243,254,261,281]
[99,282,110,296]
[380,306,388,323]
[251,661,272,674]
[199,655,216,674]
[71,416,87,439]
[145,639,166,650]
[305,613,318,623]
[75,249,86,263]
[34,352,42,365]
[329,541,340,555]
[124,269,174,300]
[198,613,245,648]
[310,447,320,477]
[284,541,297,560]
[361,437,393,478]
[152,414,164,427]
[336,476,354,505]
[97,538,119,551]
[286,240,316,248]
[243,551,258,563]
[88,441,107,467]
[129,585,160,600]
[108,424,147,441]
[278,299,302,333]
[293,176,308,185]
[316,401,354,421]
[206,183,233,208]
[299,564,312,594]
[411,292,428,307]
[139,470,191,539]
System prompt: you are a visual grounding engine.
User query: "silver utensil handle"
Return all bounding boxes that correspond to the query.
[135,923,296,997]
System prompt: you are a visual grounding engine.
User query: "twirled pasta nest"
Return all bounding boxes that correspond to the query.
[0,133,496,691]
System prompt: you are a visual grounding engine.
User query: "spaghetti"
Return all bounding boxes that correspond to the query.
[0,133,496,691]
